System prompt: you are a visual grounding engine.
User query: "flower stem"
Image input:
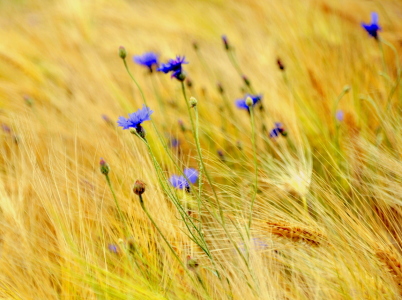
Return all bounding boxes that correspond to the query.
[138,194,206,292]
[104,174,129,234]
[180,82,224,224]
[247,107,258,232]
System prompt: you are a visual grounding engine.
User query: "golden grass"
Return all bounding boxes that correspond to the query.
[1,0,402,299]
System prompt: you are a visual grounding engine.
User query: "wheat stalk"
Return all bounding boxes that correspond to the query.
[376,249,402,295]
[264,221,326,247]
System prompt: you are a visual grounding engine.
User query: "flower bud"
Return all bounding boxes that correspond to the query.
[187,255,199,271]
[186,78,193,89]
[242,75,251,87]
[222,35,230,50]
[23,95,34,107]
[190,97,197,108]
[118,46,127,59]
[133,180,146,196]
[178,119,186,132]
[277,58,285,71]
[217,82,224,94]
[245,96,253,107]
[176,72,186,81]
[100,158,110,175]
[343,85,351,93]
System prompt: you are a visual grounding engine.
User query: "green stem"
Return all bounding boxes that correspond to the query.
[247,107,258,232]
[104,174,129,234]
[139,194,207,293]
[180,82,225,224]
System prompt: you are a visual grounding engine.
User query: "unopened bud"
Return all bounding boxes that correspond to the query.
[187,255,199,271]
[222,35,230,50]
[118,46,127,59]
[217,82,224,94]
[176,72,186,82]
[133,180,146,196]
[343,85,351,93]
[23,95,34,107]
[100,158,110,175]
[190,97,197,108]
[178,119,186,132]
[131,125,146,139]
[242,75,251,87]
[186,78,193,88]
[245,96,253,107]
[277,58,285,71]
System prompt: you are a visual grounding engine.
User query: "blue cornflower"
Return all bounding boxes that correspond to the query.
[117,105,153,130]
[169,137,180,148]
[169,168,198,192]
[238,238,270,253]
[269,122,287,138]
[108,244,119,254]
[362,12,381,39]
[157,56,188,81]
[235,94,262,110]
[336,110,344,122]
[133,52,159,72]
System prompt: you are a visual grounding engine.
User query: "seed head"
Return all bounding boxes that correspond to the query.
[133,180,146,196]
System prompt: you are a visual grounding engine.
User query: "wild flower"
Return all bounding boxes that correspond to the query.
[117,105,153,130]
[238,238,270,253]
[157,56,188,81]
[102,114,114,126]
[269,122,287,138]
[169,137,180,148]
[235,94,262,110]
[133,52,159,72]
[362,12,381,39]
[108,244,119,254]
[2,124,11,133]
[169,168,198,192]
[336,110,344,122]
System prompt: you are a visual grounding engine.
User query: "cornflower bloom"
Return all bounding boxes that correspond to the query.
[169,168,198,193]
[362,12,381,39]
[269,122,287,138]
[169,137,180,148]
[133,52,159,72]
[235,94,262,110]
[336,110,344,122]
[157,56,188,81]
[117,105,153,137]
[108,244,119,254]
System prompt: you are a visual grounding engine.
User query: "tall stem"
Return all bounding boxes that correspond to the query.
[247,107,258,232]
[180,82,224,224]
[105,174,129,234]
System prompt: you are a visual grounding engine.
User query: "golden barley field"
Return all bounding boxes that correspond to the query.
[1,0,402,299]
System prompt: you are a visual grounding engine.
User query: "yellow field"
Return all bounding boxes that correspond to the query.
[1,0,402,299]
